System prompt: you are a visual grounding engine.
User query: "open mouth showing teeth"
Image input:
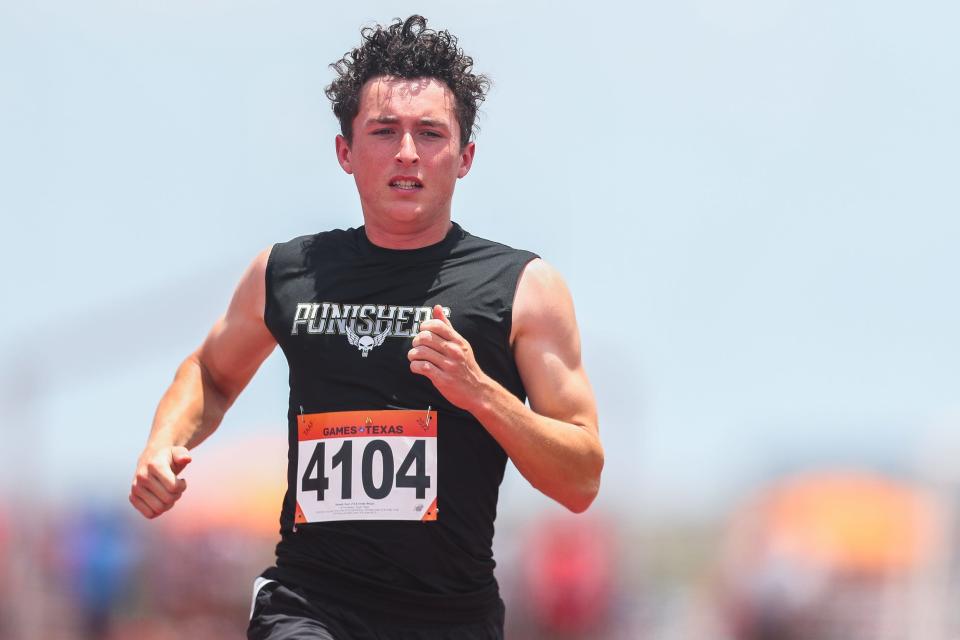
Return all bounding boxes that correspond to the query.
[390,180,423,190]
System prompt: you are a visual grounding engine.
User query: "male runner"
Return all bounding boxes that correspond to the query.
[130,15,603,639]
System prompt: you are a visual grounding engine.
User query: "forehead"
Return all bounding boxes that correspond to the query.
[357,76,457,122]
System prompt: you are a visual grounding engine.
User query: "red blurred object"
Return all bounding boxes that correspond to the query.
[521,516,616,634]
[0,508,7,554]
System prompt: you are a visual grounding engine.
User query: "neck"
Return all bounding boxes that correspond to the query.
[362,216,453,250]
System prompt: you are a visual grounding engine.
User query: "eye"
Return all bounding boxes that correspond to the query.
[421,131,443,138]
[372,128,394,136]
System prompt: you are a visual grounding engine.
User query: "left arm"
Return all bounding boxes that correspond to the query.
[408,259,603,513]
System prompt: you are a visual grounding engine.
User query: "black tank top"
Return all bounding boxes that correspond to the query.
[262,222,538,622]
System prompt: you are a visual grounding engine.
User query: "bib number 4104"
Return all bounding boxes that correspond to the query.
[301,439,431,501]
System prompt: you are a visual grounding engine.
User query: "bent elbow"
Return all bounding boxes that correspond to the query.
[565,446,604,514]
[570,477,602,513]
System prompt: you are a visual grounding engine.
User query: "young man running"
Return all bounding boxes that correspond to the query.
[130,15,603,639]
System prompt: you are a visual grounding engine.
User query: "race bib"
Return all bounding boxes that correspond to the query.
[295,409,438,523]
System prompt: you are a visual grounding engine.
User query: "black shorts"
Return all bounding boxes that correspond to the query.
[247,578,505,640]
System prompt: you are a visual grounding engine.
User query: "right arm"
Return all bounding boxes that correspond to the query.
[129,247,277,519]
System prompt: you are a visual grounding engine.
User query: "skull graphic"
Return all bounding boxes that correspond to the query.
[346,324,391,357]
[357,335,375,356]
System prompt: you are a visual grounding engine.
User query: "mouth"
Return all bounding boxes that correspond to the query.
[389,177,423,191]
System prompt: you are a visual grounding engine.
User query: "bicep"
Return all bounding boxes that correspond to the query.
[196,247,276,401]
[512,260,598,434]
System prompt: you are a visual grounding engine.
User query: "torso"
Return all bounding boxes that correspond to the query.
[261,222,538,622]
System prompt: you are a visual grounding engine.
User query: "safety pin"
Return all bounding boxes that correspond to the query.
[425,405,432,427]
[294,406,306,534]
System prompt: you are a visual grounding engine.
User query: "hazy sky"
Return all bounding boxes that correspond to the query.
[2,0,958,520]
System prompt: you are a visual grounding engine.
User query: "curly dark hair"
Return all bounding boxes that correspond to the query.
[325,15,490,148]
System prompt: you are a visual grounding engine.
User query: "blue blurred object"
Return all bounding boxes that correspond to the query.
[60,508,139,639]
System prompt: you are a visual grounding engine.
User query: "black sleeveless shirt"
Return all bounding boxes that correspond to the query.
[261,222,538,622]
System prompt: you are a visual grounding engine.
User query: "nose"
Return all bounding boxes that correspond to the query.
[395,132,419,166]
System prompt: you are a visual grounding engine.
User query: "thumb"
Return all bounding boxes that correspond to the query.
[432,305,451,326]
[171,446,192,475]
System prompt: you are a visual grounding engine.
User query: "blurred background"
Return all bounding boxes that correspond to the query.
[2,0,959,638]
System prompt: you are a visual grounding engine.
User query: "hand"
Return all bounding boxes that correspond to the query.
[408,305,490,412]
[129,445,192,519]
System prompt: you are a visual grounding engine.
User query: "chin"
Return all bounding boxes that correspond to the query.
[382,207,430,225]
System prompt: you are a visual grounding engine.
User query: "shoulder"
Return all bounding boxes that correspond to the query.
[515,259,572,310]
[511,259,578,344]
[515,258,564,290]
[227,246,274,320]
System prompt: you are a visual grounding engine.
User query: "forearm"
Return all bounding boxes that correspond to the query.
[143,353,231,453]
[471,378,603,513]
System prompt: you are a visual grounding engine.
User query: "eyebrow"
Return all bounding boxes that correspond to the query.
[418,118,449,129]
[366,116,450,130]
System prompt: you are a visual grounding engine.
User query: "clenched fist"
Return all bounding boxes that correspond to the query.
[129,445,192,519]
[408,305,491,412]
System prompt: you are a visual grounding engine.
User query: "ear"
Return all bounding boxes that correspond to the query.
[457,142,476,179]
[335,134,353,175]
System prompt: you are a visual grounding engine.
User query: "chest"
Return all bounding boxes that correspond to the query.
[272,264,509,376]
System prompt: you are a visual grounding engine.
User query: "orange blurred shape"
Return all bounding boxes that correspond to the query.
[718,471,943,640]
[755,471,938,572]
[159,433,287,537]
